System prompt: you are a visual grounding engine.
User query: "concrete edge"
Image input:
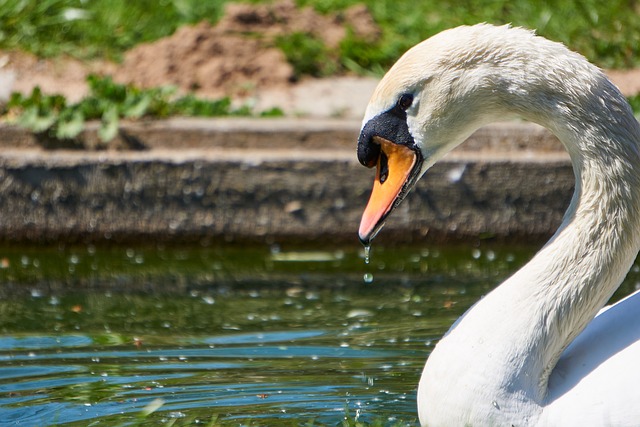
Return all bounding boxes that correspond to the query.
[0,118,573,245]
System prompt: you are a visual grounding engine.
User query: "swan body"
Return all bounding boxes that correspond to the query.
[356,24,640,426]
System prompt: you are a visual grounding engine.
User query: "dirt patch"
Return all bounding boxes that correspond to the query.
[605,69,640,97]
[0,0,380,102]
[217,0,379,48]
[113,22,293,98]
[0,51,116,103]
[113,0,380,98]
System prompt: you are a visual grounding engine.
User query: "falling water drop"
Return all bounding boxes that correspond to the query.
[364,244,371,264]
[362,243,373,283]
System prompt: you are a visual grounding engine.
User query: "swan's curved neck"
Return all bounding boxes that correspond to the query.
[516,100,640,396]
[419,61,640,423]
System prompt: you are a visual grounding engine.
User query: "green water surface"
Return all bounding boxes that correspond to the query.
[0,243,636,426]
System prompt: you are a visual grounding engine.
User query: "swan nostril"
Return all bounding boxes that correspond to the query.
[357,131,381,168]
[379,151,389,183]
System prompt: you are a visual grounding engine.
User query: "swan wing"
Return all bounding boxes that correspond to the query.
[542,289,640,426]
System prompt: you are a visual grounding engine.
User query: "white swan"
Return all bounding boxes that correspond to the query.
[356,24,640,426]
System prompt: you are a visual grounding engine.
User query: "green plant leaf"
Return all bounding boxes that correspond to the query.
[18,106,57,133]
[123,94,152,118]
[56,110,85,139]
[259,107,285,117]
[98,105,119,142]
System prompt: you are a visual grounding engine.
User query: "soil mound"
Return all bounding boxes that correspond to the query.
[114,22,292,98]
[113,0,380,97]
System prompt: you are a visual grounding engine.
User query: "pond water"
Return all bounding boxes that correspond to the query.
[0,243,637,426]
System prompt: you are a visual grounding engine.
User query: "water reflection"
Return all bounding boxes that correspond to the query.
[0,244,637,425]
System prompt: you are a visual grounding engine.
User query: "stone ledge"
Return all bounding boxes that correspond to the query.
[0,119,572,244]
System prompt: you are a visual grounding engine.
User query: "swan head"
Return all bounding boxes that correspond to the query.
[358,24,568,243]
[357,89,424,244]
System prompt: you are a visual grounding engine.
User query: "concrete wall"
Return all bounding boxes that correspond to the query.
[0,119,572,245]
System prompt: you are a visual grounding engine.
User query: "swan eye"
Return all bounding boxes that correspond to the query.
[397,93,414,111]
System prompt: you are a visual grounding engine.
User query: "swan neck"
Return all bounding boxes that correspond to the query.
[421,67,640,424]
[528,103,640,388]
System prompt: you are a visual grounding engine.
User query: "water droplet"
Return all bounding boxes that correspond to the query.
[363,273,374,284]
[364,245,371,264]
[446,164,466,183]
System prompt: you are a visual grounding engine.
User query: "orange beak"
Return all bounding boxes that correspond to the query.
[358,136,418,243]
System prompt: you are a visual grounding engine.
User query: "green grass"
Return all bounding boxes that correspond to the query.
[0,0,226,60]
[276,32,339,79]
[1,0,639,70]
[628,94,640,114]
[314,0,640,70]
